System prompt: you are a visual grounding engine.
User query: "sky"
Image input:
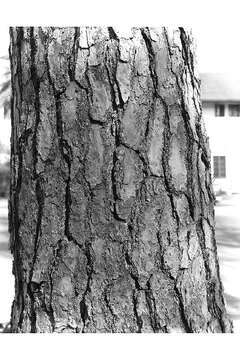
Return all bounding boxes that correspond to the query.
[1,25,240,149]
[192,25,240,74]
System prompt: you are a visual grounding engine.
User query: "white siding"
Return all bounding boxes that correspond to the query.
[203,101,240,194]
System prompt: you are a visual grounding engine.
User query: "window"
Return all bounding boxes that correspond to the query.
[215,104,225,117]
[213,156,226,178]
[229,104,240,116]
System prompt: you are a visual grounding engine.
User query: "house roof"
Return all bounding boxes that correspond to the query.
[200,73,240,101]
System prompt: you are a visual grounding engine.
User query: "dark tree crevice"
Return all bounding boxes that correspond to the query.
[9,26,232,333]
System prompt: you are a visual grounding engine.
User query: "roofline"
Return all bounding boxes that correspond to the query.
[202,99,240,102]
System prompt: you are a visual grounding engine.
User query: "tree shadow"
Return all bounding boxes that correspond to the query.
[224,293,240,322]
[216,216,240,249]
[225,293,240,310]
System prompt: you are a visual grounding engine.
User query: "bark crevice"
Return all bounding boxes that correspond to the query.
[9,26,232,333]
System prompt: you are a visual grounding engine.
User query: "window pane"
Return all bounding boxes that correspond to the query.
[213,156,226,178]
[215,104,225,116]
[229,104,240,116]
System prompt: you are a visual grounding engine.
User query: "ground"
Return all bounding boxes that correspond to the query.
[0,195,240,332]
[215,193,240,332]
[0,198,14,326]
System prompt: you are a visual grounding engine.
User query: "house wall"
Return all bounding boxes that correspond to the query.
[203,101,240,194]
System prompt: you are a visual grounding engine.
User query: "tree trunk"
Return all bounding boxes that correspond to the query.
[9,26,232,333]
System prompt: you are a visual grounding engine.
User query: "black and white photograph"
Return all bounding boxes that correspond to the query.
[0,0,239,357]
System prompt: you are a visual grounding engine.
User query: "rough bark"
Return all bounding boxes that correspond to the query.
[9,26,232,333]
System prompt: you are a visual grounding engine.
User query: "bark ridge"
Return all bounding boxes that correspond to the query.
[9,26,232,333]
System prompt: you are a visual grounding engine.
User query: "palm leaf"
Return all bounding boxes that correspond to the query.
[0,80,10,95]
[0,55,11,117]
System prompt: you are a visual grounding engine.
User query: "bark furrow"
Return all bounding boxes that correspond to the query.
[9,26,232,333]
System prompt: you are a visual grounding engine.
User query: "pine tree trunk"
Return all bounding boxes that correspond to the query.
[9,26,232,333]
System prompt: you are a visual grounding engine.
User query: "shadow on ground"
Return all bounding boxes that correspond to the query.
[215,194,240,332]
[216,222,240,249]
[224,293,240,321]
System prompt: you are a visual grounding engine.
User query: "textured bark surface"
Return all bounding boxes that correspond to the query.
[9,27,232,333]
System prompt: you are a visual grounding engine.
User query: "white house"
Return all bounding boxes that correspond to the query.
[201,73,240,195]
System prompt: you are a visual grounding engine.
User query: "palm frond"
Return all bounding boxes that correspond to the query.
[0,55,11,117]
[3,98,11,117]
[3,70,10,77]
[0,55,9,61]
[0,80,10,95]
